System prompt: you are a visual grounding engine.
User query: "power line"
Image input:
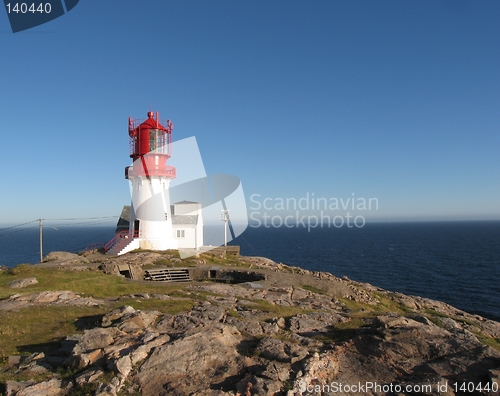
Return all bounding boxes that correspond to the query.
[44,216,117,221]
[0,220,38,232]
[46,218,118,228]
[0,225,39,237]
[66,228,116,252]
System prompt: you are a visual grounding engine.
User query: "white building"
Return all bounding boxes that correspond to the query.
[171,201,204,250]
[108,201,203,255]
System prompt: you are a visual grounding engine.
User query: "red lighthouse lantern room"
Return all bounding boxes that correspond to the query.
[126,111,176,179]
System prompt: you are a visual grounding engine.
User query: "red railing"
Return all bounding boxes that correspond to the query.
[85,242,104,251]
[104,230,140,253]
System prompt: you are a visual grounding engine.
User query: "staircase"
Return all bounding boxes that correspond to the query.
[104,231,138,255]
[144,268,191,282]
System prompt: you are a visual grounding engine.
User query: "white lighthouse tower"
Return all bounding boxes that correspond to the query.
[106,111,178,255]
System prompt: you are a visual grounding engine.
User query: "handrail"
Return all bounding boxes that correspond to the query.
[104,231,129,252]
[104,230,141,253]
[85,242,104,251]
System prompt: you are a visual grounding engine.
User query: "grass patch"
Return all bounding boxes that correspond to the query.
[243,299,312,319]
[226,309,240,318]
[0,265,190,299]
[197,254,247,267]
[300,285,327,295]
[337,292,413,318]
[0,296,196,362]
[470,331,500,351]
[0,305,107,358]
[372,292,414,314]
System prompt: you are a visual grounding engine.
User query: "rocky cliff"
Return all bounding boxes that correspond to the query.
[2,253,500,395]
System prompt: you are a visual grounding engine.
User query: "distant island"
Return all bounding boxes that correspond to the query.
[0,250,499,395]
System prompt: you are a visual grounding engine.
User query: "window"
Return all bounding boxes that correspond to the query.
[176,230,185,238]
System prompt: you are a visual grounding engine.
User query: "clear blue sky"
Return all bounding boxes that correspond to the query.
[1,0,499,225]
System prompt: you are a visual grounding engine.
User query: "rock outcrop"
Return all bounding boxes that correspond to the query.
[7,277,38,288]
[3,255,500,395]
[0,291,103,311]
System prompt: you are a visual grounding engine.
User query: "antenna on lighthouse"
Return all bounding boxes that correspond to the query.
[221,210,230,246]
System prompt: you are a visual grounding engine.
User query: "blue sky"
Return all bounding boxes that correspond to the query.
[0,0,499,226]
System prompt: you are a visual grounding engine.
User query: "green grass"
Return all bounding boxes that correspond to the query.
[0,305,106,358]
[300,284,327,295]
[226,309,240,318]
[470,331,500,351]
[0,265,187,299]
[243,299,313,319]
[0,264,203,361]
[0,297,195,359]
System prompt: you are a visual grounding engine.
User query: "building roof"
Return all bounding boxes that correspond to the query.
[174,200,199,205]
[115,206,131,233]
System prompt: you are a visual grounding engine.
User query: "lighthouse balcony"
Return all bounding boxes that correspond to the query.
[125,165,176,179]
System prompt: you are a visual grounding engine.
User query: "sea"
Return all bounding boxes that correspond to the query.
[0,221,499,322]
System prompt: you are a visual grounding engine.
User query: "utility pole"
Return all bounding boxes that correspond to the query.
[39,218,43,262]
[221,210,230,247]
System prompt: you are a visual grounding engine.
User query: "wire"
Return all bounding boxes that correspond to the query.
[0,225,39,237]
[66,227,116,252]
[44,216,117,221]
[0,219,38,232]
[46,218,118,228]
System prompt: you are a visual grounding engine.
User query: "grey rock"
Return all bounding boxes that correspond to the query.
[236,372,282,396]
[8,277,38,288]
[225,316,264,336]
[114,355,132,378]
[260,321,280,334]
[102,305,136,327]
[438,316,461,331]
[74,368,104,385]
[14,379,63,396]
[190,303,226,322]
[289,312,347,334]
[138,324,242,395]
[42,251,89,264]
[261,362,290,382]
[5,380,34,396]
[73,328,123,354]
[256,337,308,363]
[489,369,500,388]
[7,355,22,367]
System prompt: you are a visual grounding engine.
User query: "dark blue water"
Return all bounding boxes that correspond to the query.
[230,221,500,321]
[0,226,116,266]
[1,221,499,321]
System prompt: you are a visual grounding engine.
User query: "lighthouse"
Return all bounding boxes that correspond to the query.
[107,111,179,255]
